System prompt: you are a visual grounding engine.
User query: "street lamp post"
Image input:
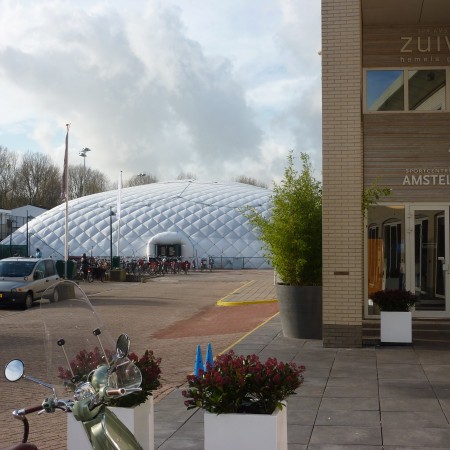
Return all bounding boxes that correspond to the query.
[110,208,116,268]
[79,147,92,196]
[7,215,16,256]
[26,210,29,257]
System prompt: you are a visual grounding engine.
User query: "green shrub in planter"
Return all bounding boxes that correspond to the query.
[245,151,322,286]
[369,289,418,312]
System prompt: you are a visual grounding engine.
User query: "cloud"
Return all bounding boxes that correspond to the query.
[0,1,262,181]
[0,0,322,185]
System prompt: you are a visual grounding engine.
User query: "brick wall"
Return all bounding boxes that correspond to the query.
[322,0,363,347]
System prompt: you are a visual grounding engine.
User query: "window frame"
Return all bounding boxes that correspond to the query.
[363,67,450,113]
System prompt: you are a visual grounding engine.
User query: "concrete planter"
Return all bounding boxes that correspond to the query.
[380,311,412,344]
[276,284,322,339]
[67,398,154,450]
[110,269,126,282]
[204,406,287,450]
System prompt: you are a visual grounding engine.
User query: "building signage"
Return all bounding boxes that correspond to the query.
[403,168,450,185]
[363,26,450,67]
[399,28,450,64]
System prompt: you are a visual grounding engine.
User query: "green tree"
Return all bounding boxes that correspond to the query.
[362,180,391,216]
[246,151,322,286]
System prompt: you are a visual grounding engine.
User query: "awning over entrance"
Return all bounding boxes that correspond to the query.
[147,231,194,259]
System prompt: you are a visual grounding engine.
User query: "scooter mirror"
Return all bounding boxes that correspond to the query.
[5,359,24,382]
[116,334,130,359]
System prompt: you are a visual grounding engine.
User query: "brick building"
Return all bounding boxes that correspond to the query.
[322,0,450,346]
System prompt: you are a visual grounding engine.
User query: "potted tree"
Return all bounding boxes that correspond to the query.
[245,151,322,338]
[182,350,304,450]
[62,347,161,450]
[369,289,418,344]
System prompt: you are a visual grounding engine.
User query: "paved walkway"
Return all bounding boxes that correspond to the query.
[4,271,450,449]
[155,280,450,449]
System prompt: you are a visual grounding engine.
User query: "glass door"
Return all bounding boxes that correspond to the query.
[408,206,450,317]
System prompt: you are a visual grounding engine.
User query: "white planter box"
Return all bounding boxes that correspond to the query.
[380,311,412,343]
[67,397,154,450]
[204,406,287,450]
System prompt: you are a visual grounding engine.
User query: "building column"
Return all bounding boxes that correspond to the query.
[322,0,363,347]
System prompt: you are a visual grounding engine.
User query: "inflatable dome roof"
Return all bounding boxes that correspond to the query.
[3,180,271,268]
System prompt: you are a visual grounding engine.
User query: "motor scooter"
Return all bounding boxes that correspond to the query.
[1,280,144,450]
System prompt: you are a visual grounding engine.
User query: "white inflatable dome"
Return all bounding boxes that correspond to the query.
[4,180,272,269]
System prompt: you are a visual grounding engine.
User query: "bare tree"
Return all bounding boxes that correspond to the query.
[235,175,268,189]
[125,173,158,187]
[69,165,110,198]
[15,152,60,208]
[0,146,18,208]
[84,167,109,195]
[69,165,84,199]
[177,172,197,180]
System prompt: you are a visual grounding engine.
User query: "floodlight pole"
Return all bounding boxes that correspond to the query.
[79,147,91,196]
[109,207,115,267]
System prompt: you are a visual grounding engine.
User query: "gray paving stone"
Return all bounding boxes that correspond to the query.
[287,424,313,444]
[377,363,427,380]
[319,397,380,411]
[324,385,379,398]
[379,384,436,399]
[381,411,449,428]
[308,446,381,450]
[380,397,442,412]
[330,367,378,379]
[382,427,450,447]
[287,408,318,425]
[310,425,382,446]
[316,410,380,426]
[422,364,450,382]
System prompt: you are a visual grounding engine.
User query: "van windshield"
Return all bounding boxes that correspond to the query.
[0,261,36,277]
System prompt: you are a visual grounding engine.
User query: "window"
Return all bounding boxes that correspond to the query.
[44,260,56,277]
[365,68,448,112]
[366,70,404,111]
[408,69,446,110]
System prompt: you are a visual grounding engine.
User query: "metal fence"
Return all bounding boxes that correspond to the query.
[205,256,270,270]
[0,245,28,259]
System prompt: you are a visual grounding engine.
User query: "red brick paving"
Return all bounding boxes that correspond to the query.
[153,302,279,339]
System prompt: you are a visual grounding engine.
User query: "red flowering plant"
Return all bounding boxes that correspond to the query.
[182,350,305,415]
[58,348,161,408]
[369,289,418,312]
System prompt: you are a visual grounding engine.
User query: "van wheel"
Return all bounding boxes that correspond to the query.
[23,293,33,310]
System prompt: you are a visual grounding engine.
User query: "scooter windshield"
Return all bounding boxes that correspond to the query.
[38,280,142,397]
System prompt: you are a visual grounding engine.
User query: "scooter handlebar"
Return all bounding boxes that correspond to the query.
[105,388,126,397]
[104,387,142,398]
[13,405,43,417]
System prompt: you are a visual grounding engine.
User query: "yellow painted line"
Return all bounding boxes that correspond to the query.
[215,279,256,303]
[216,279,277,306]
[216,298,278,306]
[218,312,280,355]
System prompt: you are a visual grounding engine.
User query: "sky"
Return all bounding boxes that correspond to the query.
[0,0,322,186]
